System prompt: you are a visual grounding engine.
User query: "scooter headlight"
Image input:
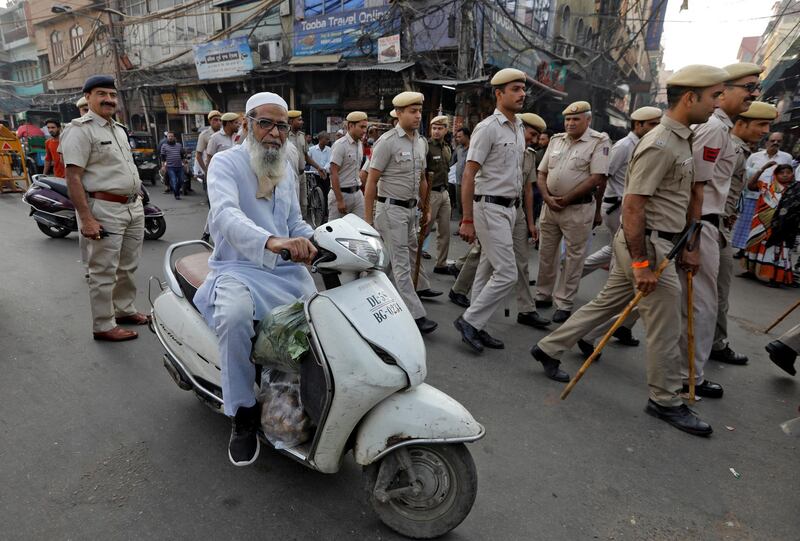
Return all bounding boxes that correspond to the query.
[336,237,387,270]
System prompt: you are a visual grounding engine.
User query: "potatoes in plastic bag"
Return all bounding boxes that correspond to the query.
[259,368,311,450]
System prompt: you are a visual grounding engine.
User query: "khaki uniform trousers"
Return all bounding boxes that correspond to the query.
[778,322,800,352]
[428,189,452,268]
[713,223,734,351]
[76,214,90,270]
[538,230,684,407]
[86,198,145,332]
[463,200,517,330]
[512,206,536,313]
[452,243,481,297]
[374,202,430,320]
[679,223,720,384]
[583,201,621,275]
[327,189,365,220]
[535,202,595,311]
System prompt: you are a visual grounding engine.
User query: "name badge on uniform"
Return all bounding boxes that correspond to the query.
[401,151,411,156]
[552,151,561,157]
[100,141,112,145]
[433,156,441,161]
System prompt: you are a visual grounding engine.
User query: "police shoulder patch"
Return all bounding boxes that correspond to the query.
[654,139,666,147]
[703,146,720,162]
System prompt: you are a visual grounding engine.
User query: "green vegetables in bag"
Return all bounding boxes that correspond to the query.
[251,301,310,373]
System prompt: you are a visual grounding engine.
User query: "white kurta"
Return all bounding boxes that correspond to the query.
[194,144,316,324]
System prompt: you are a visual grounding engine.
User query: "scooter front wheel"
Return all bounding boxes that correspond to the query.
[363,443,477,539]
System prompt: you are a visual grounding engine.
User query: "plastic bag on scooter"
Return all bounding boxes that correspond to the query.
[259,368,312,450]
[251,301,310,373]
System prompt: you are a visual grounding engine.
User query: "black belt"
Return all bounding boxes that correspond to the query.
[473,194,520,208]
[431,185,448,192]
[377,196,417,208]
[603,196,622,215]
[340,185,360,194]
[644,228,680,242]
[603,196,621,204]
[701,213,720,227]
[568,194,594,206]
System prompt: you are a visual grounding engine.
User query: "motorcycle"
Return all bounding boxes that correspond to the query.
[22,174,167,240]
[149,214,484,539]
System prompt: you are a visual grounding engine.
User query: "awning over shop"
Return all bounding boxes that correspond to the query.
[261,61,415,73]
[0,93,32,114]
[413,76,490,88]
[288,54,342,65]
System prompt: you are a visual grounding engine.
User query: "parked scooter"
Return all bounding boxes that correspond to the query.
[22,174,166,240]
[149,214,484,539]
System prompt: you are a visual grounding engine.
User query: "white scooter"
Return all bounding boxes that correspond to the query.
[149,214,485,539]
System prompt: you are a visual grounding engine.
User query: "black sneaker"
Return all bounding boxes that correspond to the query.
[229,404,261,467]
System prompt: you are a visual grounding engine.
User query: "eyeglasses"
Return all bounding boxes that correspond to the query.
[247,116,290,133]
[726,82,762,93]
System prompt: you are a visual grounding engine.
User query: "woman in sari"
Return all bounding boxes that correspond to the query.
[743,164,798,286]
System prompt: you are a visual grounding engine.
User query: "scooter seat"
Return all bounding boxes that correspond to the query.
[175,252,210,305]
[36,176,70,197]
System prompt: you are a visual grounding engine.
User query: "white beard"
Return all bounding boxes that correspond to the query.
[246,132,287,196]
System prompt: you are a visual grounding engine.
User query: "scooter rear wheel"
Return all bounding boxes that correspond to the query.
[144,216,167,240]
[364,443,477,539]
[37,222,71,238]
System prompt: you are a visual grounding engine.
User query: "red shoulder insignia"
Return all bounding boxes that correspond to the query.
[703,147,720,162]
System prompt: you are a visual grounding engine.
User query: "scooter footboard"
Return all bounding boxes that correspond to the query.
[353,383,485,466]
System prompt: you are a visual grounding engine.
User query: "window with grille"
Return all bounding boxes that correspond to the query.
[70,25,85,59]
[51,31,65,65]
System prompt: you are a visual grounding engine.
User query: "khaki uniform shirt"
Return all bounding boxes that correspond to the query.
[329,132,363,188]
[521,147,537,198]
[60,109,140,196]
[726,133,751,218]
[623,115,694,234]
[538,128,611,196]
[606,131,639,198]
[206,130,234,157]
[692,108,736,215]
[370,125,428,200]
[467,109,525,198]
[287,130,308,173]
[426,138,452,189]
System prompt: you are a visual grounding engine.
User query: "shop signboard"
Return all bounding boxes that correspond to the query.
[193,37,254,80]
[160,88,215,115]
[644,0,669,51]
[378,34,400,63]
[293,3,392,57]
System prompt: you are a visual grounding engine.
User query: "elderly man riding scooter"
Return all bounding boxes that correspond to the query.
[193,92,318,466]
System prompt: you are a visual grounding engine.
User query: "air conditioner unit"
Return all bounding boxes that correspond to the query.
[258,40,283,64]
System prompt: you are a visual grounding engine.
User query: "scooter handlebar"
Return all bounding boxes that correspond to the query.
[279,249,291,261]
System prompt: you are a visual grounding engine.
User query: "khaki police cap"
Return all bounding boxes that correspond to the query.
[723,62,764,82]
[562,101,591,116]
[287,110,302,119]
[739,101,778,120]
[207,110,222,120]
[76,97,88,108]
[221,112,240,121]
[430,115,449,126]
[518,113,546,131]
[389,109,398,119]
[630,106,663,121]
[491,68,527,86]
[392,92,424,108]
[666,65,730,87]
[346,111,368,122]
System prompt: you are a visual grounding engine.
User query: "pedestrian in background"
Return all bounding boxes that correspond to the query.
[161,131,187,200]
[287,110,327,219]
[61,75,149,342]
[206,112,240,160]
[43,118,65,177]
[427,115,454,275]
[328,111,367,219]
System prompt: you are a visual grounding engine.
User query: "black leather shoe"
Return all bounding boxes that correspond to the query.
[417,288,443,298]
[612,326,640,346]
[709,344,748,365]
[421,251,432,260]
[644,400,713,437]
[229,404,261,466]
[415,317,438,334]
[682,379,724,398]
[535,299,552,309]
[448,290,470,308]
[517,311,550,329]
[478,329,504,349]
[530,345,570,382]
[766,340,797,376]
[454,316,483,353]
[446,264,460,276]
[577,339,599,360]
[552,310,571,324]
[434,266,452,275]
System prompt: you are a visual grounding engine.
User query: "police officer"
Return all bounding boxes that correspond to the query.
[287,109,326,219]
[454,68,527,352]
[61,75,148,341]
[583,106,662,275]
[714,101,777,362]
[530,65,728,436]
[61,97,91,274]
[535,101,611,324]
[515,113,550,328]
[365,91,440,334]
[76,97,89,116]
[328,111,367,219]
[427,115,454,274]
[679,62,763,398]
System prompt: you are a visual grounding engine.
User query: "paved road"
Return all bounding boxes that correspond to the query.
[1,185,798,540]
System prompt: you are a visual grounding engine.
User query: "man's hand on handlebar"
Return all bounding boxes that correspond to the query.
[266,236,317,265]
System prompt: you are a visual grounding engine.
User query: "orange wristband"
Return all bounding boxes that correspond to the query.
[460,219,474,225]
[631,260,650,269]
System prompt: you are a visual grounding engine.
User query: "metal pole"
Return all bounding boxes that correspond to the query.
[106,1,128,125]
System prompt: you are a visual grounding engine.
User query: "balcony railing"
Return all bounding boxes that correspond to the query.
[2,26,31,44]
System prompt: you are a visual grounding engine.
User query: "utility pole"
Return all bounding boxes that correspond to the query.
[457,0,474,81]
[106,0,128,124]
